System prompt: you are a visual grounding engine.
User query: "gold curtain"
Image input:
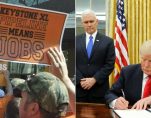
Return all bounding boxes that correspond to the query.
[106,0,151,86]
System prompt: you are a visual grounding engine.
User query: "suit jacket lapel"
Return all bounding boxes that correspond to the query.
[80,34,88,58]
[135,65,144,99]
[90,33,101,59]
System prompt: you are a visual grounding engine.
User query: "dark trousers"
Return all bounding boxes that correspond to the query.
[76,96,105,104]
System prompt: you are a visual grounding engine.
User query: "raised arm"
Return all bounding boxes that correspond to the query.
[47,47,75,113]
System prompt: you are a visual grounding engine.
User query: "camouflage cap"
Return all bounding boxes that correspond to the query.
[11,78,25,97]
[17,72,69,114]
[11,78,25,87]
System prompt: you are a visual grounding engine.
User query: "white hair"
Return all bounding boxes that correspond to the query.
[140,40,151,56]
[81,9,97,21]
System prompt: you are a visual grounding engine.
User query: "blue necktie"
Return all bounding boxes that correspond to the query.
[87,35,93,58]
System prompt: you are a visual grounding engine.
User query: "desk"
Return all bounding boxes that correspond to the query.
[76,102,112,118]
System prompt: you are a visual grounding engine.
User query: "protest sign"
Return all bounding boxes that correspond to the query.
[0,2,67,65]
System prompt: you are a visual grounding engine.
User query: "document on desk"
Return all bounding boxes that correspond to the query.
[113,109,151,118]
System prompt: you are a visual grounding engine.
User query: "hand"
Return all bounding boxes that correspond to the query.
[47,47,75,113]
[80,77,96,90]
[47,47,75,93]
[48,47,68,80]
[131,96,151,110]
[115,97,129,110]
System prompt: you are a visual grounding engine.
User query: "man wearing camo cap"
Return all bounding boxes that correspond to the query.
[16,72,69,118]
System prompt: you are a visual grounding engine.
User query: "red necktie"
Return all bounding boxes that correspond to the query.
[143,76,151,98]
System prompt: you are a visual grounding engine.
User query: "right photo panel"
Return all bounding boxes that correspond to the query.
[76,0,151,118]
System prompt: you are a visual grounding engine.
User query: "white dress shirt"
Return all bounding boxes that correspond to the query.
[86,31,97,48]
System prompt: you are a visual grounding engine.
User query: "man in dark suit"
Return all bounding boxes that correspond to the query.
[105,40,151,110]
[76,9,115,103]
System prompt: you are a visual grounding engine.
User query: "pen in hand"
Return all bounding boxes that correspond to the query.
[121,89,129,109]
[121,89,125,98]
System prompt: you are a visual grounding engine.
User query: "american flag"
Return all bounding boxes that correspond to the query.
[114,0,129,80]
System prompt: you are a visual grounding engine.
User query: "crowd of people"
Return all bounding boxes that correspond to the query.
[0,47,75,118]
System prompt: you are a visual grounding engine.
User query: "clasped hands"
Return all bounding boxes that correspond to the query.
[80,77,96,90]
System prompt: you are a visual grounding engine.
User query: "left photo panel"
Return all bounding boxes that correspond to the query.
[0,0,75,118]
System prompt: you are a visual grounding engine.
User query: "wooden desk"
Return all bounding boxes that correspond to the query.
[76,102,112,118]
